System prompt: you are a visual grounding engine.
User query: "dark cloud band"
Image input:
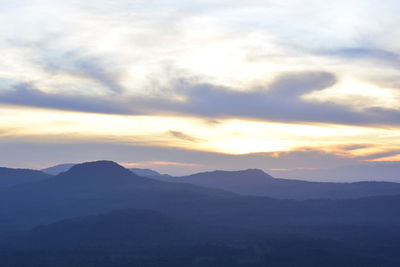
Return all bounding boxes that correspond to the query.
[1,71,400,126]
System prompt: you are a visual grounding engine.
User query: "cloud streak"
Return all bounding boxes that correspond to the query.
[169,130,200,142]
[0,83,129,114]
[2,71,400,126]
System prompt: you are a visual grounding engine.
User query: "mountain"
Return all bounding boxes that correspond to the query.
[41,163,76,175]
[43,164,170,178]
[157,169,400,199]
[0,167,51,189]
[0,160,236,232]
[42,164,400,200]
[2,161,400,266]
[50,160,152,186]
[1,161,400,234]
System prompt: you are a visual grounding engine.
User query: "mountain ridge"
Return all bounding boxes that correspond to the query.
[156,168,400,199]
[41,163,76,175]
[0,167,51,189]
[36,161,400,199]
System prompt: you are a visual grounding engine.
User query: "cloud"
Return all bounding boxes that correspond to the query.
[45,53,125,94]
[357,150,400,161]
[10,38,126,94]
[365,154,400,162]
[1,0,400,109]
[1,0,400,128]
[321,47,400,70]
[2,71,400,126]
[0,83,129,114]
[169,130,200,142]
[341,144,371,151]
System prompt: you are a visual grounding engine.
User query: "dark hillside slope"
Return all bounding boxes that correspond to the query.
[3,209,247,250]
[2,208,400,267]
[0,167,51,189]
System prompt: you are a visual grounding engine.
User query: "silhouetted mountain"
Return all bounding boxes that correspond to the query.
[0,161,236,232]
[41,163,76,175]
[43,164,170,178]
[0,167,51,189]
[52,160,151,186]
[2,161,400,234]
[157,169,400,199]
[175,169,274,187]
[43,164,400,200]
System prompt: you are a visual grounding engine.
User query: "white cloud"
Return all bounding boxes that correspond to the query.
[0,0,399,97]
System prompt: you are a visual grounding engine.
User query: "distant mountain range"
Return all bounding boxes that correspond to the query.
[0,160,399,233]
[35,162,400,200]
[158,169,400,199]
[0,161,234,232]
[1,160,400,266]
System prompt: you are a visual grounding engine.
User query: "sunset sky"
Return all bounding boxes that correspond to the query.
[1,0,400,174]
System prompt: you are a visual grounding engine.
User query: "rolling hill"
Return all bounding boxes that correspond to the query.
[0,167,51,189]
[154,169,400,199]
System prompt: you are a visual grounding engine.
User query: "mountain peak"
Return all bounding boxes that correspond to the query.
[41,163,76,175]
[55,160,146,184]
[240,169,271,176]
[67,160,132,175]
[186,168,274,181]
[69,160,125,171]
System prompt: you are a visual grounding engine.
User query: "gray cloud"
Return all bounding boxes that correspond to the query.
[322,47,400,70]
[355,150,400,161]
[0,83,130,114]
[41,51,125,94]
[169,130,200,142]
[2,71,400,126]
[327,47,399,61]
[10,39,125,94]
[68,56,125,94]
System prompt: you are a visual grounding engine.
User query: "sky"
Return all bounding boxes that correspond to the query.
[1,0,400,176]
